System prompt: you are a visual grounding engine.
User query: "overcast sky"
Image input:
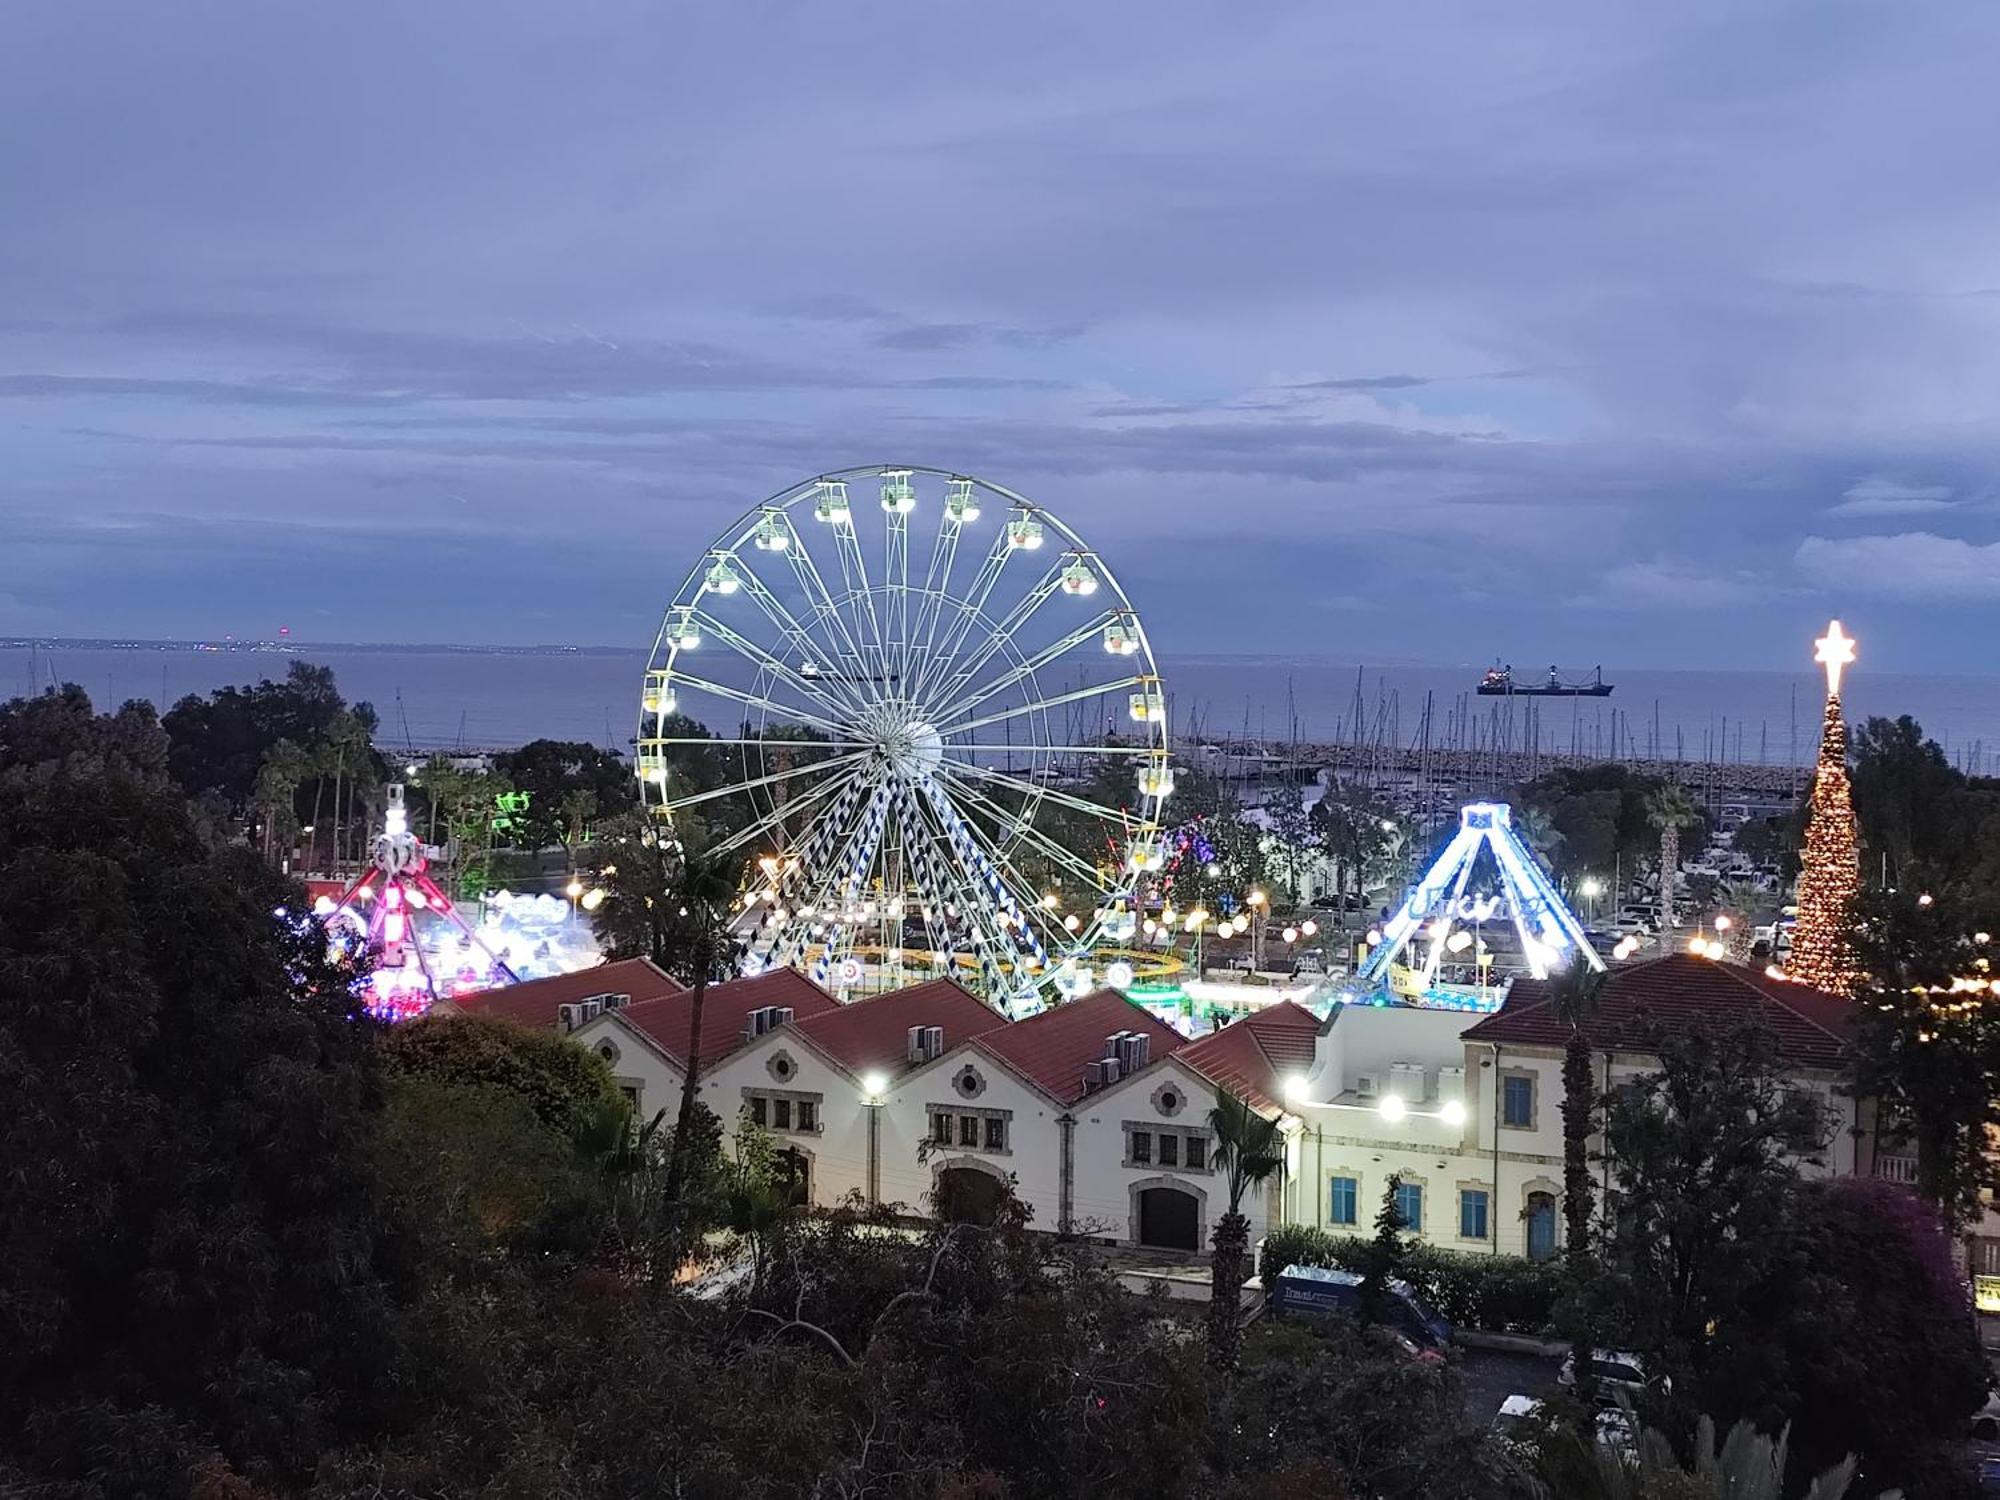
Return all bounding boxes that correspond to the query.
[5,2,2000,672]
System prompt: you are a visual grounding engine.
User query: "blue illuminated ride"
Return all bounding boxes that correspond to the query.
[1356,802,1602,1011]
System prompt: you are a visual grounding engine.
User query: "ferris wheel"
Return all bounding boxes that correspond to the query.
[635,466,1172,1013]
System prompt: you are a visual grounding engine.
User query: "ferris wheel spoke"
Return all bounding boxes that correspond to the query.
[927,563,1064,711]
[910,521,1018,706]
[881,472,912,691]
[921,781,1076,957]
[909,496,970,682]
[944,757,1145,830]
[927,609,1116,730]
[778,512,880,688]
[933,770,1114,897]
[912,781,1055,987]
[691,609,856,722]
[828,507,891,687]
[733,559,875,719]
[661,749,871,815]
[702,757,868,858]
[639,735,858,749]
[937,674,1151,741]
[947,741,1155,756]
[659,669,849,737]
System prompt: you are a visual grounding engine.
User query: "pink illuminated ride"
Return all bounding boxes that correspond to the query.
[321,783,520,1020]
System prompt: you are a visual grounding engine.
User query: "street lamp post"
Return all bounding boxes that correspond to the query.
[861,1072,888,1206]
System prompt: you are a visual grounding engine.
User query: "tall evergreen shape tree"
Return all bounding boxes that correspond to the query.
[1550,960,1607,1402]
[1792,621,1864,996]
[1205,1086,1285,1368]
[1645,783,1698,930]
[1358,1173,1410,1328]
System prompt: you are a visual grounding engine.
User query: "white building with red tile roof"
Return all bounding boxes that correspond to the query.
[485,950,1884,1263]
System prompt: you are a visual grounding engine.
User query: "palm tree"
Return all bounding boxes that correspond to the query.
[1205,1086,1286,1368]
[650,837,744,1230]
[1645,784,1699,930]
[1550,959,1607,1402]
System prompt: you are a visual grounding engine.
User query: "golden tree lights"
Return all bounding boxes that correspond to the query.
[1790,621,1863,996]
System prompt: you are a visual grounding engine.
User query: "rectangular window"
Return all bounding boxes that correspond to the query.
[1395,1180,1423,1232]
[1330,1175,1357,1225]
[960,1114,979,1147]
[620,1085,640,1109]
[1158,1133,1179,1167]
[1459,1188,1489,1240]
[932,1113,952,1145]
[984,1116,1006,1151]
[797,1100,817,1133]
[1502,1075,1535,1128]
[774,1098,792,1131]
[1185,1136,1207,1170]
[751,1096,768,1128]
[1131,1131,1152,1165]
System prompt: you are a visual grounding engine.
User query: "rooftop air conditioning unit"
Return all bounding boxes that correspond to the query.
[1388,1061,1427,1102]
[595,992,632,1011]
[1353,1072,1378,1097]
[557,1003,583,1033]
[773,1007,794,1028]
[1436,1066,1466,1106]
[1115,1033,1150,1072]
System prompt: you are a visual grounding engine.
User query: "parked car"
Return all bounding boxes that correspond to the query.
[1267,1263,1453,1352]
[1969,1388,2000,1441]
[1558,1348,1668,1407]
[1493,1395,1636,1456]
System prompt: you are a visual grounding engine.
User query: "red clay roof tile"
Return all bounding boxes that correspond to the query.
[789,978,1008,1079]
[617,968,841,1068]
[450,957,683,1029]
[972,988,1187,1104]
[1460,953,1851,1069]
[1179,1000,1324,1114]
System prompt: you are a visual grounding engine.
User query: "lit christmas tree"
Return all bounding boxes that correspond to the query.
[1789,621,1862,996]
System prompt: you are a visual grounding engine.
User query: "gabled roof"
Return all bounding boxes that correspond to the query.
[788,978,1007,1080]
[972,988,1187,1105]
[1178,1001,1324,1115]
[1461,953,1851,1070]
[615,967,841,1069]
[450,957,684,1029]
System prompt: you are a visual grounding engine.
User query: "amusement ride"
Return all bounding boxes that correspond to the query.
[636,466,1173,1015]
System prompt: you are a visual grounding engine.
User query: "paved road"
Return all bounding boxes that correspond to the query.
[1459,1349,1562,1427]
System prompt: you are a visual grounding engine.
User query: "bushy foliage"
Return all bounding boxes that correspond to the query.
[0,747,421,1494]
[1259,1227,1563,1334]
[379,1010,628,1142]
[1208,1321,1503,1500]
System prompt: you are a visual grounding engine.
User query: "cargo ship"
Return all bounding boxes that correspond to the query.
[1477,663,1613,697]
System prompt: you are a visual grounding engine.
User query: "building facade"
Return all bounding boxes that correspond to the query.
[461,952,1866,1263]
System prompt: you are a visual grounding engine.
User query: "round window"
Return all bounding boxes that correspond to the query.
[1160,1088,1180,1112]
[955,1068,981,1098]
[598,1043,616,1062]
[774,1058,793,1079]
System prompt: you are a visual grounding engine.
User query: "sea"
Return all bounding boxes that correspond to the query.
[9,644,2000,775]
